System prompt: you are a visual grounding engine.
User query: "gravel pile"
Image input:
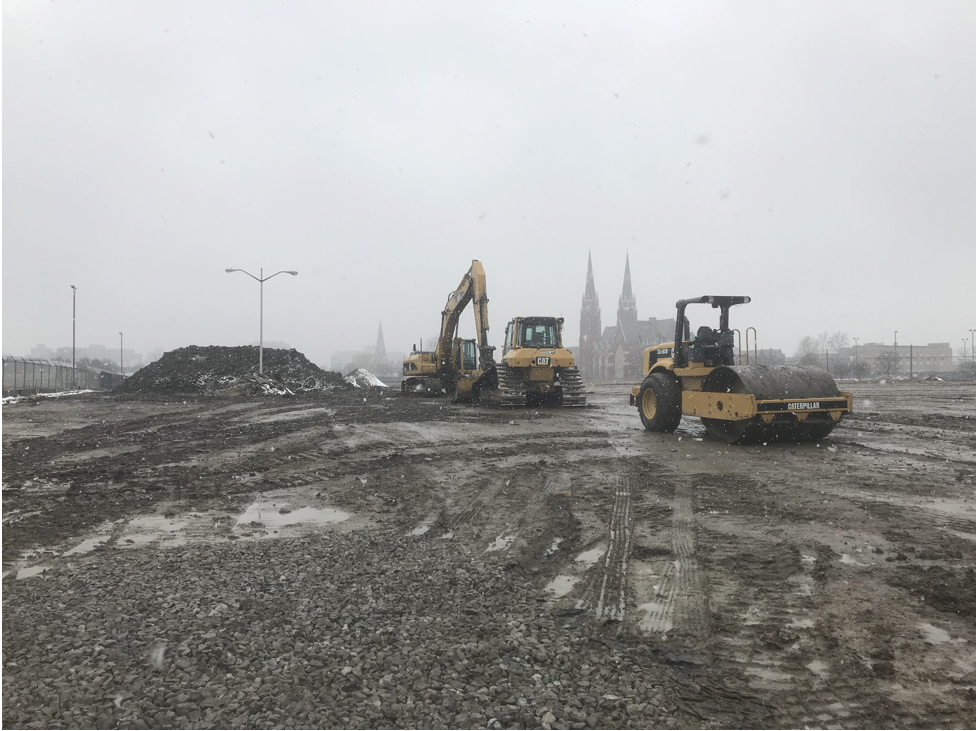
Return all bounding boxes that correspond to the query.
[1,531,722,730]
[117,346,346,396]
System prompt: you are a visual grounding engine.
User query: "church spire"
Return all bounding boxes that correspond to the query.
[617,252,637,324]
[584,250,598,301]
[375,321,387,359]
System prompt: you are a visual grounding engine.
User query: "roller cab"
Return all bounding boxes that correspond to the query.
[631,296,852,444]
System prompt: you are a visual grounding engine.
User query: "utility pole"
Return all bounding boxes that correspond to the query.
[70,285,77,388]
[970,329,975,364]
[853,337,859,379]
[910,344,913,380]
[119,332,124,377]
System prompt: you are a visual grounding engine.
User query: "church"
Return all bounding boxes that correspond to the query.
[577,253,678,382]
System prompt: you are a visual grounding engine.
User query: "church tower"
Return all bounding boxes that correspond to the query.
[617,252,638,326]
[375,321,387,361]
[578,251,602,379]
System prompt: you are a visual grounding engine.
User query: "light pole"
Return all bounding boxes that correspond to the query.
[970,330,975,364]
[70,285,77,388]
[225,267,298,375]
[853,337,859,379]
[119,332,124,377]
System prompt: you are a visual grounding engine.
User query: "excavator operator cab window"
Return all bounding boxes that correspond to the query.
[520,322,557,348]
[461,340,477,370]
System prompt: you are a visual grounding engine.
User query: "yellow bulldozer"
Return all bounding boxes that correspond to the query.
[402,260,496,402]
[494,316,585,407]
[631,296,851,443]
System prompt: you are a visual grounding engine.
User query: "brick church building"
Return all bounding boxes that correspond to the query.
[577,253,678,382]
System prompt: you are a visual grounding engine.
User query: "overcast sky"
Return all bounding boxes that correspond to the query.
[4,1,975,367]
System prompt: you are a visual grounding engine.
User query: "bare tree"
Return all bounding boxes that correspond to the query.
[827,330,849,353]
[795,336,822,366]
[876,350,900,378]
[852,360,871,379]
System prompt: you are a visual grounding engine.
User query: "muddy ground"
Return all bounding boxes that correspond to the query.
[3,381,976,729]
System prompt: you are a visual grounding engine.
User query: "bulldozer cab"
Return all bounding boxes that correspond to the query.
[505,317,562,350]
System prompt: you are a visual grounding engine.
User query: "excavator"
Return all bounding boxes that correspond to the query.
[401,261,496,403]
[631,296,851,443]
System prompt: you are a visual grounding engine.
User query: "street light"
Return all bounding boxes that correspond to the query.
[225,268,298,375]
[70,285,77,388]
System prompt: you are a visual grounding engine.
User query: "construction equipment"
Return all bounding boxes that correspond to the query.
[630,296,851,443]
[401,261,495,402]
[494,316,586,407]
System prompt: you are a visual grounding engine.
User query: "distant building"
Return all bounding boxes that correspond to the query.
[577,253,677,382]
[840,342,952,376]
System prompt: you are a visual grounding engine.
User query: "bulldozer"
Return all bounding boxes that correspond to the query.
[494,316,585,407]
[631,296,852,443]
[401,261,496,402]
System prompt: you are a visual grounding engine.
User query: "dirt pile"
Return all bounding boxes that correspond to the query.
[117,346,346,395]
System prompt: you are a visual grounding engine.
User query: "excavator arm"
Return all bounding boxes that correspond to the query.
[434,260,494,372]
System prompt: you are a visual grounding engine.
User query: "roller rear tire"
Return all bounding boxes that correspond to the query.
[637,373,682,433]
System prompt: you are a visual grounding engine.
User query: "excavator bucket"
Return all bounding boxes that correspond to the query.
[698,365,852,444]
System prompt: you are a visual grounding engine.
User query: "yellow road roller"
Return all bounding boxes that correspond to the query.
[630,296,852,444]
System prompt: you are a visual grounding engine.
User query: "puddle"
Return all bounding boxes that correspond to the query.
[242,407,335,424]
[743,606,764,625]
[920,622,952,645]
[236,503,349,529]
[806,660,829,679]
[118,516,189,548]
[946,529,976,543]
[638,602,673,633]
[745,666,793,682]
[63,536,110,556]
[789,617,815,629]
[839,553,867,566]
[17,565,52,580]
[408,524,430,536]
[574,544,606,569]
[545,537,563,556]
[485,534,516,553]
[438,531,454,540]
[545,575,579,597]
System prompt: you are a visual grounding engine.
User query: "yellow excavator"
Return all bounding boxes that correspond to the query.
[495,316,585,407]
[631,296,851,443]
[401,261,495,402]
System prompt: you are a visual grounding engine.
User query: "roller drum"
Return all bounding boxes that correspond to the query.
[703,365,841,400]
[702,365,842,444]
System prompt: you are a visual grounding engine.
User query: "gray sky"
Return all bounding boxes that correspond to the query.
[5,1,976,366]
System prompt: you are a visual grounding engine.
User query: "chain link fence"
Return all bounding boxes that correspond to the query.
[2,357,104,397]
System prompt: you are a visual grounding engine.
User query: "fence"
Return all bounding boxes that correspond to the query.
[2,357,103,397]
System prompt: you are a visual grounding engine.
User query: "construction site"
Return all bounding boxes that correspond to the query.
[4,281,976,728]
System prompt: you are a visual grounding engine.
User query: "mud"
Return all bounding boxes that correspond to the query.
[3,380,976,728]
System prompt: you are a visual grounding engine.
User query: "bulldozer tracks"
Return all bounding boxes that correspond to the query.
[640,480,708,638]
[583,476,633,622]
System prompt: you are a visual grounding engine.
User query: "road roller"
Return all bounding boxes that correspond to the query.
[630,296,852,444]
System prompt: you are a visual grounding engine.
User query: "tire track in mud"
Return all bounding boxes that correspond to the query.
[582,476,633,622]
[640,480,708,638]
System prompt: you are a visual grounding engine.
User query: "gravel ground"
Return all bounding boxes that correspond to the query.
[2,530,761,730]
